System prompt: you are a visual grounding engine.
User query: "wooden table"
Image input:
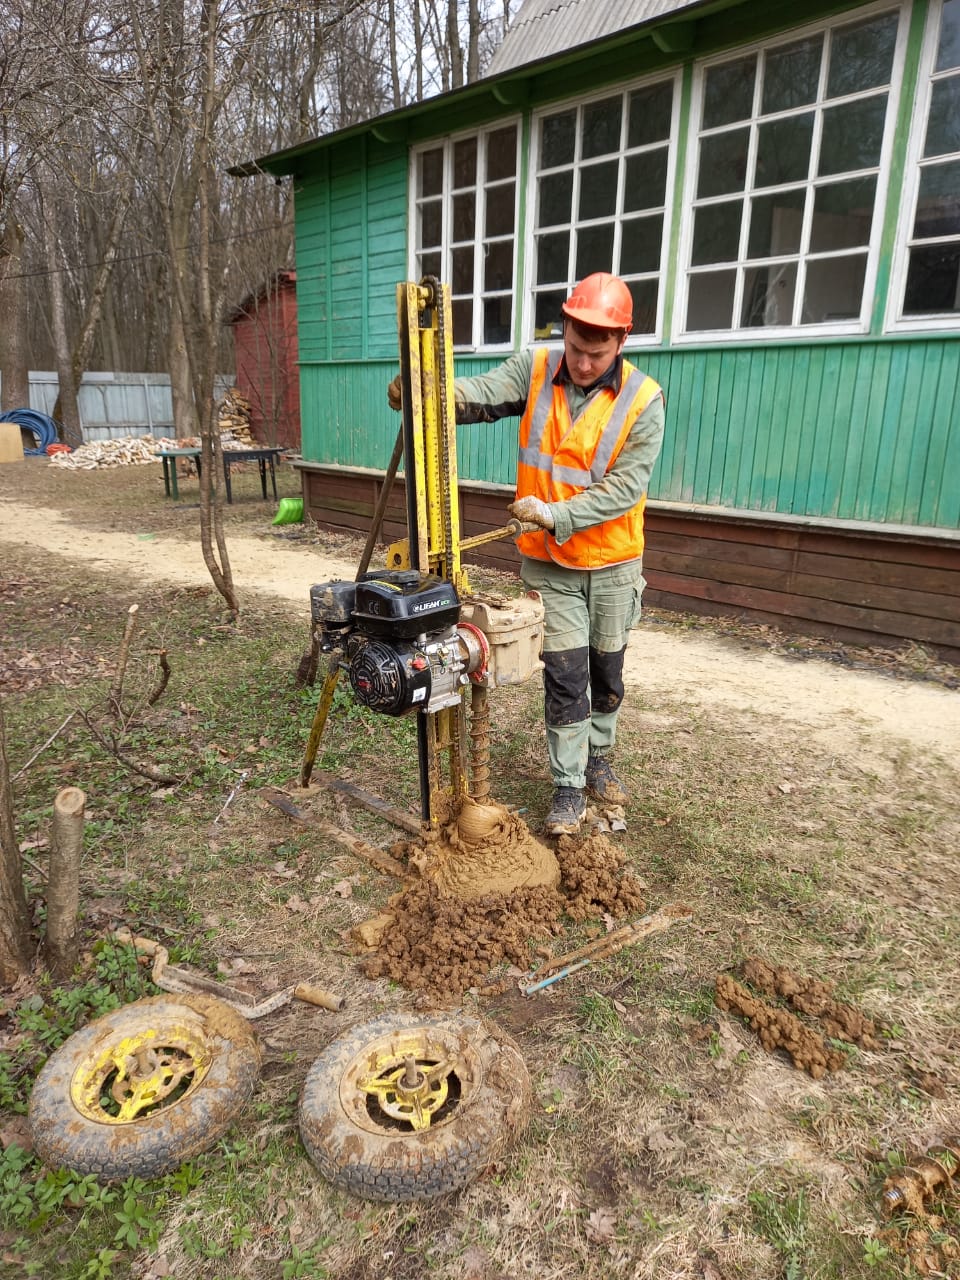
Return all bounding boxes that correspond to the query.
[159,446,283,503]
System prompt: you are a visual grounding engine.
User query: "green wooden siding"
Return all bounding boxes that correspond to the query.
[293,139,407,364]
[287,0,958,534]
[299,337,959,528]
[641,339,960,527]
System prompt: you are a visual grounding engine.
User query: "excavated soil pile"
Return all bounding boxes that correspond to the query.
[714,974,847,1079]
[739,956,882,1049]
[715,958,885,1078]
[359,819,648,999]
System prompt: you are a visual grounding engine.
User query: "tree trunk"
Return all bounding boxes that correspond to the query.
[42,193,83,448]
[168,302,196,438]
[447,0,463,89]
[0,217,30,412]
[466,0,481,83]
[0,697,31,985]
[43,786,86,981]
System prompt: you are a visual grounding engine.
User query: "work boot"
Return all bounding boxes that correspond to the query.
[585,754,629,805]
[543,786,586,836]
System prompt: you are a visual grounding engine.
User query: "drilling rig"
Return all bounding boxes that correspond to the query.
[300,278,545,837]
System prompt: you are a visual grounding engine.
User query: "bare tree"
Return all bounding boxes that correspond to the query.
[0,697,31,985]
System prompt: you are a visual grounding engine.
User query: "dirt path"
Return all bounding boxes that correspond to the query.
[2,496,957,759]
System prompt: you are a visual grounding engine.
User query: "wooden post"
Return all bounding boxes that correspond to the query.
[44,786,86,979]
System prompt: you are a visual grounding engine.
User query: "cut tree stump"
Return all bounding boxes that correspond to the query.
[44,786,86,980]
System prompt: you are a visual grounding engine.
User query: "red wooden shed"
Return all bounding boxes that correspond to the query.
[227,270,301,450]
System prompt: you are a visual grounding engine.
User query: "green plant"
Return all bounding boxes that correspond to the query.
[281,1244,330,1278]
[862,1236,890,1267]
[112,1178,161,1250]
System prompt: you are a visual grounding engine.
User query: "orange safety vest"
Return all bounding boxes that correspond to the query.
[515,348,663,570]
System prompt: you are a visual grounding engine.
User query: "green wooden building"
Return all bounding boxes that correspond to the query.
[237,0,960,661]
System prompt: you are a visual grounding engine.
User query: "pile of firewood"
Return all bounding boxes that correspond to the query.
[218,387,256,447]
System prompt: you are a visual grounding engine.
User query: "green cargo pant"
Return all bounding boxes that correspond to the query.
[520,557,645,789]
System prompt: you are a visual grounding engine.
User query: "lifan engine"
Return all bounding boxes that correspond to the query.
[310,570,488,717]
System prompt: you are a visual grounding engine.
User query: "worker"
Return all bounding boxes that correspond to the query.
[388,272,665,836]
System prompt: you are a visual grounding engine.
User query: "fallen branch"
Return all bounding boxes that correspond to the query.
[78,710,184,786]
[146,648,171,706]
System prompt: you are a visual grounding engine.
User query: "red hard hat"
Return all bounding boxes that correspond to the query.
[562,272,633,333]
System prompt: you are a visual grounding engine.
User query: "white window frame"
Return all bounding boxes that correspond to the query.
[887,0,960,331]
[408,119,521,352]
[674,2,909,344]
[522,70,682,349]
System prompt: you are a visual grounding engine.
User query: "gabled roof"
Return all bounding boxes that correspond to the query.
[486,0,704,76]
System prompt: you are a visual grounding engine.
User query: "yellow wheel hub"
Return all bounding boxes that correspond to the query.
[72,1024,211,1124]
[341,1027,482,1135]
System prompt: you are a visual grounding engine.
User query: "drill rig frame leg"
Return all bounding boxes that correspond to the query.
[395,278,471,825]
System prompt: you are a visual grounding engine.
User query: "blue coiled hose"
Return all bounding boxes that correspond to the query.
[0,409,61,454]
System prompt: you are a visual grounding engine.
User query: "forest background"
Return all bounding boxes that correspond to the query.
[0,0,512,443]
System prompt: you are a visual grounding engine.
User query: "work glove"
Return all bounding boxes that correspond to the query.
[387,375,402,411]
[508,496,554,530]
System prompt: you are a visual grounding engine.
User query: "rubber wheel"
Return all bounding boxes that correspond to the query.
[298,1011,531,1202]
[28,994,261,1180]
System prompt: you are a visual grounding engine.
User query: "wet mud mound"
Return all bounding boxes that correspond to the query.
[359,819,648,999]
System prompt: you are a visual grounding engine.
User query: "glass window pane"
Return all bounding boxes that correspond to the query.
[924,78,960,158]
[810,177,877,251]
[541,111,576,168]
[802,254,866,322]
[419,149,443,196]
[904,244,960,312]
[452,246,474,292]
[538,171,573,226]
[579,160,619,221]
[483,295,512,344]
[624,151,668,212]
[628,278,659,334]
[936,0,960,71]
[698,128,750,197]
[762,36,823,113]
[819,97,887,175]
[420,251,441,278]
[692,200,743,265]
[747,189,805,257]
[913,161,960,238]
[453,138,476,188]
[687,269,736,329]
[453,193,475,241]
[537,232,570,284]
[741,262,797,326]
[756,114,814,187]
[628,81,673,147]
[484,240,513,291]
[703,55,757,127]
[620,215,663,274]
[485,183,515,237]
[452,298,473,344]
[582,97,622,159]
[487,126,517,180]
[534,290,566,337]
[827,12,898,97]
[576,224,616,279]
[420,200,442,247]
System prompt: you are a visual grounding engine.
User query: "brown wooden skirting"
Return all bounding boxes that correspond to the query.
[294,462,960,664]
